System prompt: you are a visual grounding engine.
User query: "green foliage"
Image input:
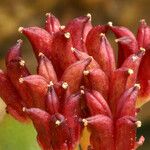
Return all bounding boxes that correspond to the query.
[0,115,40,150]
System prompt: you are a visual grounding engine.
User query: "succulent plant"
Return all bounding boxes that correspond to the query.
[0,13,149,150]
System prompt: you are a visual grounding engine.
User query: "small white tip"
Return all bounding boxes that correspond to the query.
[38,52,44,57]
[71,47,76,52]
[108,21,113,26]
[48,81,54,88]
[128,69,134,75]
[62,82,69,89]
[83,70,90,76]
[100,33,105,37]
[135,121,142,128]
[140,47,146,52]
[45,13,51,17]
[87,13,92,21]
[55,120,61,126]
[18,27,24,33]
[22,107,26,112]
[82,119,88,126]
[80,90,85,95]
[19,60,25,66]
[134,83,141,89]
[115,39,119,43]
[60,25,65,30]
[19,77,24,83]
[131,55,138,61]
[17,39,23,43]
[64,32,71,39]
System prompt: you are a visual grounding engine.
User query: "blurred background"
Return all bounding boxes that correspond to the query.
[0,0,150,149]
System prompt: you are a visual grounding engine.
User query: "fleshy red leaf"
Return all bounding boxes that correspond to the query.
[115,116,136,150]
[109,68,132,114]
[51,31,77,77]
[109,25,138,66]
[6,41,32,107]
[45,13,60,35]
[84,68,109,99]
[85,115,114,150]
[24,108,52,150]
[116,86,139,118]
[21,27,52,58]
[86,28,115,77]
[22,75,48,109]
[137,19,150,49]
[46,86,59,114]
[63,93,82,144]
[73,49,100,69]
[85,91,111,117]
[122,50,144,89]
[0,70,27,122]
[65,15,92,52]
[37,54,58,83]
[61,58,92,94]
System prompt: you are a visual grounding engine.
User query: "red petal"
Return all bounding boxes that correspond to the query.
[86,28,115,77]
[21,27,52,58]
[37,54,58,83]
[65,15,92,52]
[24,108,52,150]
[84,68,109,99]
[0,70,27,122]
[22,75,48,109]
[116,86,139,118]
[85,115,114,150]
[109,68,132,114]
[73,49,100,69]
[134,136,145,149]
[109,25,138,66]
[46,86,59,114]
[61,58,92,94]
[51,31,77,77]
[85,91,111,117]
[45,13,60,34]
[115,116,136,150]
